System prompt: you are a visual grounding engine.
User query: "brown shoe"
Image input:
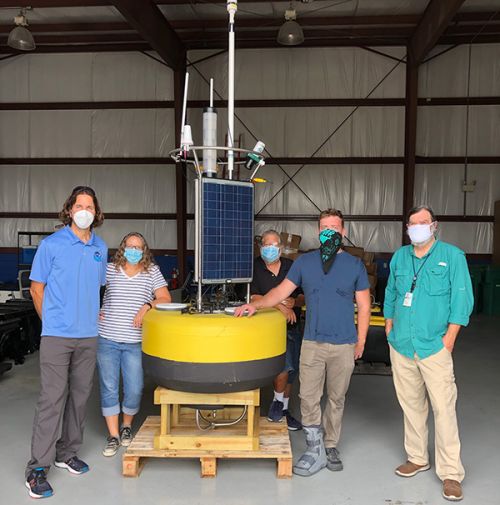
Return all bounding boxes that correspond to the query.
[443,480,463,501]
[395,461,431,477]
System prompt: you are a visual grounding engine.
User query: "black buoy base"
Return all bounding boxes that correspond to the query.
[143,353,285,393]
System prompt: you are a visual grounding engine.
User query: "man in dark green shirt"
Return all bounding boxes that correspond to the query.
[384,205,473,503]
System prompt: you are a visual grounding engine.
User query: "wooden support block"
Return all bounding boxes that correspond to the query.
[160,403,170,435]
[154,387,260,406]
[172,404,180,426]
[200,457,217,478]
[123,456,144,478]
[277,458,293,479]
[247,404,255,438]
[252,407,260,450]
[155,434,256,451]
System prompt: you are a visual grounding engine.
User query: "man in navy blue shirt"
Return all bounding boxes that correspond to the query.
[236,209,370,477]
[25,187,107,499]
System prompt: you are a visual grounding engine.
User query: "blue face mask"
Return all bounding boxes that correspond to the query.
[124,248,143,265]
[261,245,280,264]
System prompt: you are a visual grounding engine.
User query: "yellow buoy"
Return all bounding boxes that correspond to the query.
[142,308,286,393]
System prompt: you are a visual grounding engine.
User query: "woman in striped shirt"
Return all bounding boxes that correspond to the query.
[97,232,171,457]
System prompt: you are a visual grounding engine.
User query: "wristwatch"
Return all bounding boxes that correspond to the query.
[145,302,153,310]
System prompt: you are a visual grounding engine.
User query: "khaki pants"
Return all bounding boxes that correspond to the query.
[390,345,465,482]
[299,340,355,448]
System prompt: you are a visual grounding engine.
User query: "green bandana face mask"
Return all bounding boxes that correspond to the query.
[319,229,342,274]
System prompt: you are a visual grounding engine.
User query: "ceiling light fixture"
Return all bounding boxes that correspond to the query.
[277,9,304,46]
[8,8,36,51]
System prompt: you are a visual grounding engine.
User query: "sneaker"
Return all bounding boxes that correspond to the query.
[120,426,133,447]
[326,447,343,471]
[267,400,284,422]
[395,461,430,477]
[443,480,463,501]
[284,410,302,431]
[102,436,121,457]
[54,456,89,475]
[25,468,54,499]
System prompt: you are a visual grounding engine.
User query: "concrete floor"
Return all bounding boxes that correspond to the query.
[1,315,499,505]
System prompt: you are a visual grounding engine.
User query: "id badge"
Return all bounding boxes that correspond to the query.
[403,292,413,307]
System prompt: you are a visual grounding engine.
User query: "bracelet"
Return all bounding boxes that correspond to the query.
[145,302,153,310]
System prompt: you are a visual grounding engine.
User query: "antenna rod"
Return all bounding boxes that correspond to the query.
[181,72,189,137]
[227,1,237,180]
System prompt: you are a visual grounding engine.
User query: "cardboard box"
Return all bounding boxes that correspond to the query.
[344,245,365,259]
[254,235,262,257]
[363,251,375,265]
[368,273,377,292]
[281,249,300,261]
[280,232,301,250]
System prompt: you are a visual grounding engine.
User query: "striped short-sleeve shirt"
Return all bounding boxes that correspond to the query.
[99,263,167,343]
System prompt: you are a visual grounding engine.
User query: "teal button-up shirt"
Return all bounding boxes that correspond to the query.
[384,240,473,359]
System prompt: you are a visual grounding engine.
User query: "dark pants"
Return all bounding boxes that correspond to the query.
[26,336,97,476]
[287,324,304,384]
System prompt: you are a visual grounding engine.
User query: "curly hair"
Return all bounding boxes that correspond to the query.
[113,232,156,272]
[59,186,104,228]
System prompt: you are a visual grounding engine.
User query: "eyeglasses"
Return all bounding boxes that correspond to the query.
[126,245,144,251]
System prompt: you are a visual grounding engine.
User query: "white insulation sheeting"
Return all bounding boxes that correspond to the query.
[0,52,174,102]
[0,164,177,249]
[0,165,176,214]
[1,45,499,253]
[251,164,403,216]
[2,218,177,250]
[0,109,175,158]
[188,47,407,100]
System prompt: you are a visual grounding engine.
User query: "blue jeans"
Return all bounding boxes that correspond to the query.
[96,337,143,417]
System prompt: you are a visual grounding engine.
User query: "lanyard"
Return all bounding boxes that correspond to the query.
[410,252,432,293]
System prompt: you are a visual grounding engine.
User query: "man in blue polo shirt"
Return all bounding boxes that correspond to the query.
[235,209,371,477]
[25,187,107,499]
[384,205,473,502]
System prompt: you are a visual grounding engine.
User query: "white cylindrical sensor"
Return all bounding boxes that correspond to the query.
[203,106,217,176]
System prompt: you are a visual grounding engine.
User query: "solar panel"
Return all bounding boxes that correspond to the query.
[200,178,254,284]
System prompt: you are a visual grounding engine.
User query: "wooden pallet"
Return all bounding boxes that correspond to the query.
[123,415,293,478]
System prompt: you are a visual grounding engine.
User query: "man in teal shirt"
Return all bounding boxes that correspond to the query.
[384,205,473,502]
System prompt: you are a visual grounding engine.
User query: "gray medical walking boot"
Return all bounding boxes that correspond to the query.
[292,426,327,477]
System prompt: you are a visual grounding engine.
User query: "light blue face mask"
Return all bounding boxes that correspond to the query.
[124,247,143,265]
[261,245,280,264]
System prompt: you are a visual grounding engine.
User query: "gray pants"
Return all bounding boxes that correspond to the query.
[26,336,97,476]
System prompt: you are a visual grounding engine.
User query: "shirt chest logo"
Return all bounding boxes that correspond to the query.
[94,251,102,262]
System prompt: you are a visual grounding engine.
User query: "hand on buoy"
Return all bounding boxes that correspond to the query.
[234,304,255,317]
[280,297,295,309]
[276,304,296,324]
[133,305,149,327]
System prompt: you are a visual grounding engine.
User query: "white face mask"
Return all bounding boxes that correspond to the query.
[72,209,94,230]
[407,223,435,246]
